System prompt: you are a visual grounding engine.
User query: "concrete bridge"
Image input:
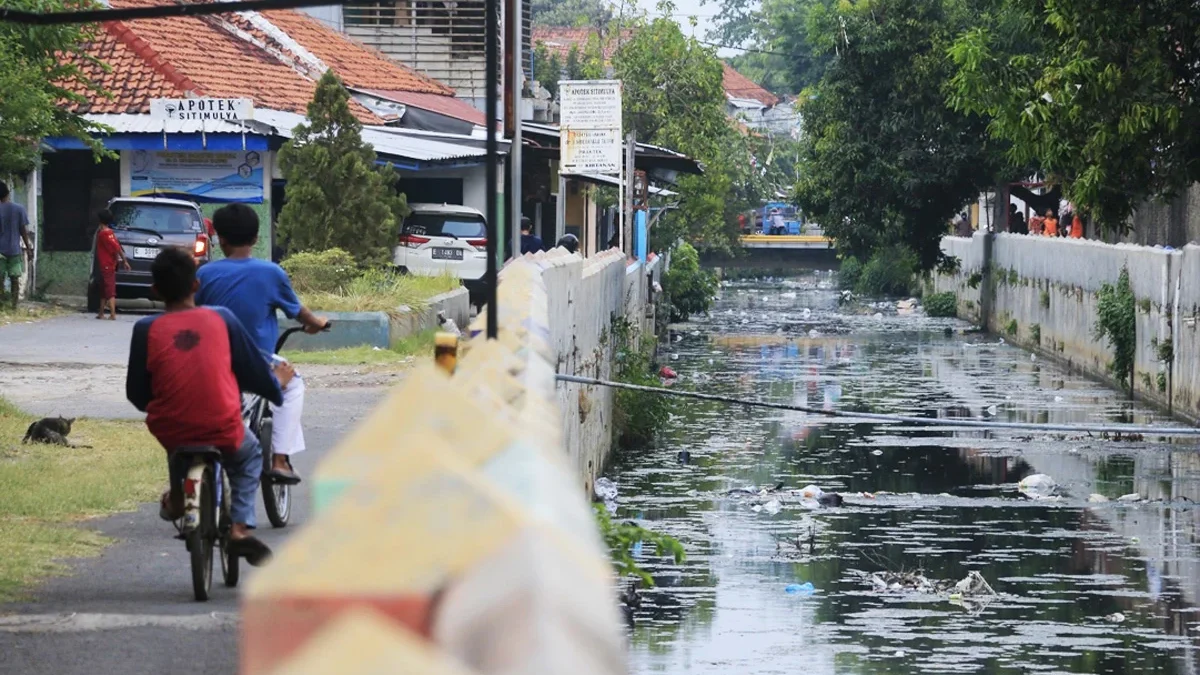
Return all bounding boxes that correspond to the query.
[701,234,839,270]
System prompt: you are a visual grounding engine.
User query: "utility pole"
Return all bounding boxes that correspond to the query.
[504,0,523,258]
[484,0,499,338]
[623,131,635,257]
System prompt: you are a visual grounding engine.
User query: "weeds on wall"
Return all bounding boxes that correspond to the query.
[592,504,685,587]
[1094,266,1136,392]
[1031,323,1041,344]
[967,271,983,289]
[1005,318,1018,336]
[610,317,673,449]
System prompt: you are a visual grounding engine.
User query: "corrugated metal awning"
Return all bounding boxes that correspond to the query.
[252,109,503,166]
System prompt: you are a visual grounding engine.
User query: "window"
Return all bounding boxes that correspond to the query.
[109,203,203,235]
[403,213,487,238]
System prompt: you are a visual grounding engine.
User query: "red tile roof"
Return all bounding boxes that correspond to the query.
[63,0,469,126]
[532,26,631,61]
[62,22,186,114]
[722,63,778,107]
[256,10,454,96]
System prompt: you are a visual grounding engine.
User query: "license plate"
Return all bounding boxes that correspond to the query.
[133,247,158,259]
[431,247,463,261]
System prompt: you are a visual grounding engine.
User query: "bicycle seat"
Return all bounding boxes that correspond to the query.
[173,445,223,461]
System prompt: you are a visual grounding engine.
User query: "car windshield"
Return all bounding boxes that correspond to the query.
[110,203,202,235]
[403,213,487,239]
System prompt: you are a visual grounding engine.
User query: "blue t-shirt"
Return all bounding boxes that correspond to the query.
[196,258,302,356]
[0,201,29,257]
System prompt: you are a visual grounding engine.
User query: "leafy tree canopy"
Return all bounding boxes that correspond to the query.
[0,0,109,177]
[531,0,612,28]
[277,71,409,267]
[947,0,1200,233]
[613,13,757,253]
[795,0,1001,270]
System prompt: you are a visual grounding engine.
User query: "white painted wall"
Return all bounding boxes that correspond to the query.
[396,165,487,215]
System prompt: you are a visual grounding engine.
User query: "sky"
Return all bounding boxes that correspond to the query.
[622,0,742,56]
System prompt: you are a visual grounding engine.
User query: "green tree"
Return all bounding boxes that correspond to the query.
[663,242,717,321]
[531,0,612,28]
[613,15,756,254]
[0,0,109,177]
[710,0,833,96]
[795,0,1000,270]
[533,42,564,97]
[947,0,1200,233]
[277,71,408,267]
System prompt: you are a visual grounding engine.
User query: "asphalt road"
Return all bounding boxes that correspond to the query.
[0,312,392,675]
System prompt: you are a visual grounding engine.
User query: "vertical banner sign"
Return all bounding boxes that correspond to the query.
[559,80,622,175]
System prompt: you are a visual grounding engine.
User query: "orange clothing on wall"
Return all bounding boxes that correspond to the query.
[1070,215,1083,238]
[1043,217,1058,237]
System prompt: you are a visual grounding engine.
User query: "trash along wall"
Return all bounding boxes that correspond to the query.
[932,233,1200,422]
[241,251,659,675]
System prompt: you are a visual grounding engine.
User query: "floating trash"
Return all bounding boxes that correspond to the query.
[784,582,815,595]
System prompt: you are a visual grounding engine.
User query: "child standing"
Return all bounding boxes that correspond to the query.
[95,209,130,320]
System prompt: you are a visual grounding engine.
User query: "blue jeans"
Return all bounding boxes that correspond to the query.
[169,426,262,529]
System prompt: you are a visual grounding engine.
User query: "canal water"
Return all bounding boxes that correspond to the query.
[612,273,1200,675]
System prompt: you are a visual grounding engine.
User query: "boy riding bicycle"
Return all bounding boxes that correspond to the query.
[126,247,291,565]
[197,204,328,484]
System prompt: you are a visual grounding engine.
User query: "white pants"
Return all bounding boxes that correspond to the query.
[270,371,306,457]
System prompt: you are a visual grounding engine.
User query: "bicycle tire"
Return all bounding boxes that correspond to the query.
[189,467,214,602]
[219,471,239,588]
[259,417,291,528]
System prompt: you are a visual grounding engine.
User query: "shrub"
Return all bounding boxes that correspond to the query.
[1005,318,1018,336]
[663,242,717,321]
[924,291,957,318]
[1095,266,1136,391]
[1040,289,1051,309]
[299,267,459,316]
[1030,323,1041,344]
[838,256,863,291]
[280,248,358,293]
[967,270,983,289]
[854,246,917,296]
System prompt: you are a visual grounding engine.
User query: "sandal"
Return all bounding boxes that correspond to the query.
[229,536,273,567]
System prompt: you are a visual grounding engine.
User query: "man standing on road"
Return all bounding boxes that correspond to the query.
[0,182,34,309]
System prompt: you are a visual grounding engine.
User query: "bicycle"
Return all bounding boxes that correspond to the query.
[174,446,237,602]
[242,323,330,528]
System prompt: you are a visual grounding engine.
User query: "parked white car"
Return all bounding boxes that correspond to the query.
[393,203,488,280]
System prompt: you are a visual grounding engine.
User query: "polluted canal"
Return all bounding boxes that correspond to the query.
[605,273,1200,674]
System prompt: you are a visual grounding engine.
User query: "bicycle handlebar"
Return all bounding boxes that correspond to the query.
[274,321,333,353]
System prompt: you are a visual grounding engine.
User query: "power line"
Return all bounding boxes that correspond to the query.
[555,373,1200,438]
[0,0,341,24]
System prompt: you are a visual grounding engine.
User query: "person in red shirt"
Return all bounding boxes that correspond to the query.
[95,209,130,320]
[126,247,290,565]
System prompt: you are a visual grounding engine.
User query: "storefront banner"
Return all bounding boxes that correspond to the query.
[129,150,263,203]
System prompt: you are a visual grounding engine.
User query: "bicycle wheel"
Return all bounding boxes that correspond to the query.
[219,470,239,588]
[259,417,291,528]
[189,466,215,602]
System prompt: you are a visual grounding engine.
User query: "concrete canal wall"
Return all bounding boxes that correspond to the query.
[932,233,1200,422]
[242,254,632,674]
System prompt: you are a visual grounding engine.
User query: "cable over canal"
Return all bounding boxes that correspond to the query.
[555,373,1200,438]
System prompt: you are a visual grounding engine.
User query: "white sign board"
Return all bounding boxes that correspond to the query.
[150,98,255,123]
[559,80,621,175]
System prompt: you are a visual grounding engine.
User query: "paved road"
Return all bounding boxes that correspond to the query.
[0,313,393,674]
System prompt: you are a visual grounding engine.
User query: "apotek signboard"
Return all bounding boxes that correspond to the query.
[559,80,621,175]
[150,98,255,122]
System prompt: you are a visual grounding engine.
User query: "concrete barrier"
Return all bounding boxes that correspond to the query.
[279,286,471,351]
[242,252,641,675]
[932,233,1200,421]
